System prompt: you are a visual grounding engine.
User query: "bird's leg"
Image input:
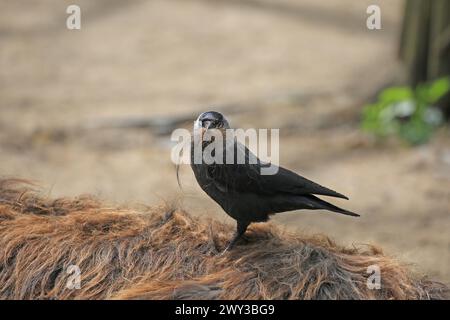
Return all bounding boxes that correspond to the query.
[220,221,249,254]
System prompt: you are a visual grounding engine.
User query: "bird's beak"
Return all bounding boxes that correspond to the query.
[200,127,206,142]
[200,121,212,142]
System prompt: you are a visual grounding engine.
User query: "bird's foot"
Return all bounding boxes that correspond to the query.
[217,248,229,257]
[216,240,236,256]
[216,221,248,256]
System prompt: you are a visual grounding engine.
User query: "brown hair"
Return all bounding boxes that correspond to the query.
[0,179,448,299]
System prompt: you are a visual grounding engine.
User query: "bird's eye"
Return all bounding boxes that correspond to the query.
[203,119,221,128]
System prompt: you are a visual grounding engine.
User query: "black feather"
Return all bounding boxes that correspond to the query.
[189,112,359,251]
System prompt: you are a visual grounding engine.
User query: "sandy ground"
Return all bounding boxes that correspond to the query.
[1,0,449,283]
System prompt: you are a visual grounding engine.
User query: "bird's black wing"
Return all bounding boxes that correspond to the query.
[208,141,349,199]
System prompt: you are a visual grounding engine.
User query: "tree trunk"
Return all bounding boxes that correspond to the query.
[399,0,450,117]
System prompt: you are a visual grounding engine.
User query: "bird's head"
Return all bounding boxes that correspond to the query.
[193,111,230,146]
[194,111,230,131]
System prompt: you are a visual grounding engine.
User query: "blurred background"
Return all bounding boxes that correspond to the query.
[1,0,449,282]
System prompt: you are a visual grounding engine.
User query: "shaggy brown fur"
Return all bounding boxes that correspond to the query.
[0,179,448,300]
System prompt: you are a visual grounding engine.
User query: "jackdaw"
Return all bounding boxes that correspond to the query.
[190,111,359,252]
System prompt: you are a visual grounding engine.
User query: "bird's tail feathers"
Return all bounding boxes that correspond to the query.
[306,195,359,217]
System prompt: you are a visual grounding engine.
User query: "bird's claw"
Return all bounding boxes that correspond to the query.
[216,240,235,256]
[217,248,229,257]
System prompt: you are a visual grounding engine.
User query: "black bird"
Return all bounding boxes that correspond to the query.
[190,111,359,252]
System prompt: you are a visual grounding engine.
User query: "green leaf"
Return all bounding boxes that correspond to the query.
[399,120,433,145]
[427,77,450,103]
[360,78,447,146]
[379,87,413,103]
